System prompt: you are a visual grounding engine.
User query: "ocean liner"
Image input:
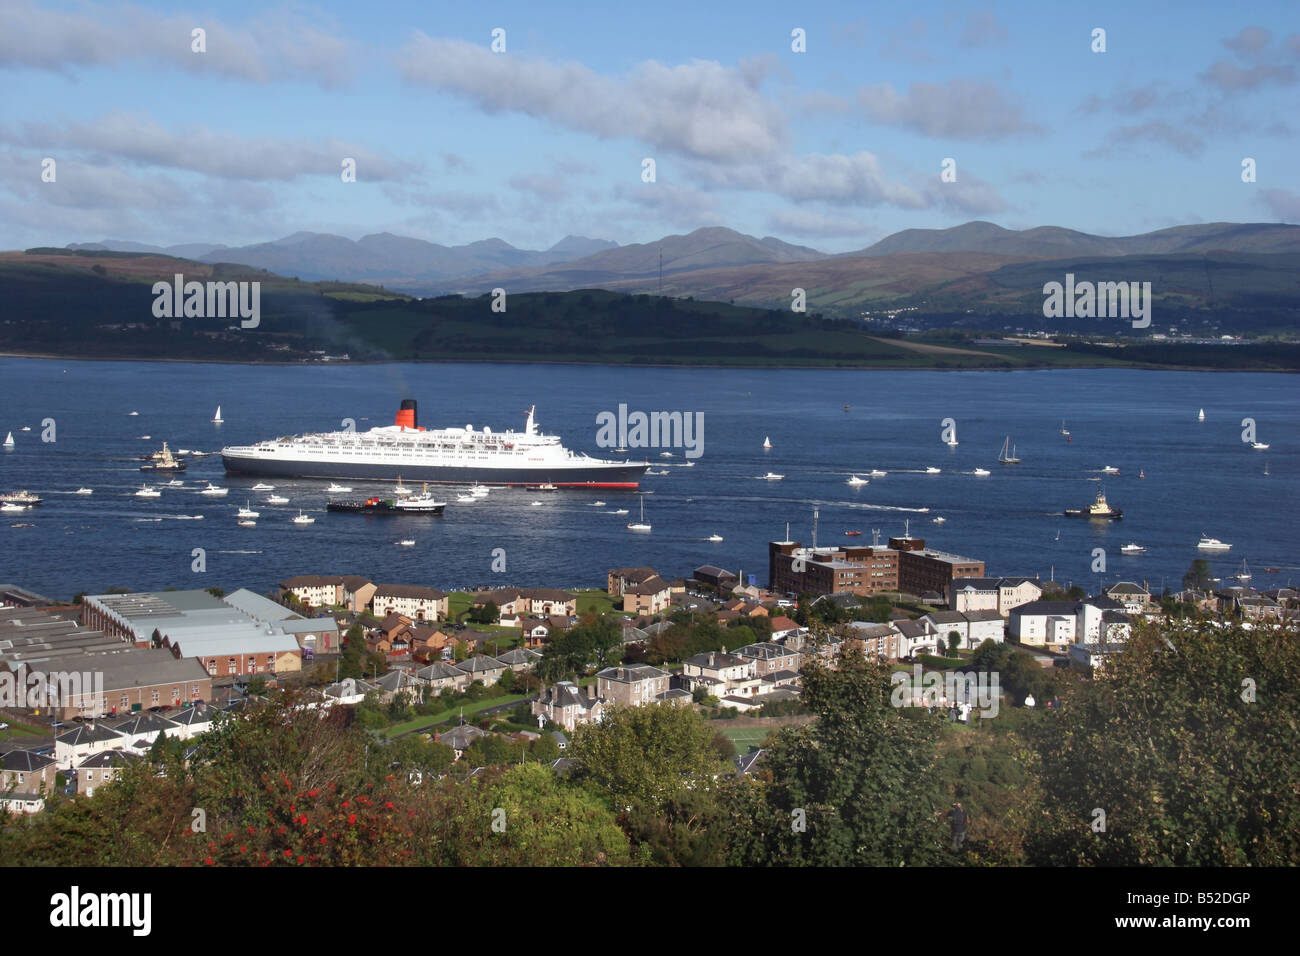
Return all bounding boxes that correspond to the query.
[222,401,647,488]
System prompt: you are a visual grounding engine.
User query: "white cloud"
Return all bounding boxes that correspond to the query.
[0,1,353,87]
[857,79,1040,140]
[397,35,788,163]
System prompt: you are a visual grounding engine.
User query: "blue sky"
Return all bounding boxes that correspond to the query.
[1,0,1296,253]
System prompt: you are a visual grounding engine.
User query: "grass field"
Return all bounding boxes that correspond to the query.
[575,589,619,616]
[0,719,49,741]
[720,727,772,756]
[381,693,527,738]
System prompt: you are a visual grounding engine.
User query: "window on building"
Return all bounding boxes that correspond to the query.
[228,658,237,673]
[120,694,129,709]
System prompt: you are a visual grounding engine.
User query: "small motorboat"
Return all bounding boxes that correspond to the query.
[236,502,260,519]
[251,482,275,491]
[266,494,290,505]
[868,469,886,478]
[74,487,94,495]
[761,472,785,480]
[613,447,628,454]
[164,479,184,487]
[536,483,557,491]
[972,468,991,476]
[398,539,415,547]
[135,485,161,498]
[128,411,139,416]
[292,511,315,525]
[326,483,352,493]
[659,452,674,458]
[237,519,256,527]
[590,500,606,507]
[924,467,941,474]
[1139,469,1145,479]
[1100,466,1120,475]
[1197,535,1231,551]
[456,494,476,503]
[611,508,629,515]
[0,502,26,513]
[530,500,544,506]
[844,530,862,537]
[846,475,869,486]
[1120,543,1146,554]
[1251,442,1269,450]
[708,534,724,542]
[19,426,30,432]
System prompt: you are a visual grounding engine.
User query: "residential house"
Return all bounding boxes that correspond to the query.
[894,619,940,657]
[167,703,216,739]
[78,750,141,797]
[371,585,448,623]
[844,621,900,661]
[532,681,605,732]
[607,567,660,597]
[102,712,181,749]
[621,575,673,615]
[521,618,551,648]
[437,723,489,761]
[1008,601,1081,648]
[476,588,577,623]
[0,748,58,803]
[732,642,802,677]
[921,610,971,651]
[594,664,671,707]
[766,615,804,642]
[369,668,426,704]
[494,647,542,673]
[456,655,508,688]
[1106,582,1152,614]
[681,651,763,699]
[964,609,1006,646]
[415,661,467,695]
[54,723,127,770]
[951,577,1043,616]
[694,565,739,593]
[1237,594,1282,622]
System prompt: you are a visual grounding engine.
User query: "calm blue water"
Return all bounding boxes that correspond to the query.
[0,358,1295,601]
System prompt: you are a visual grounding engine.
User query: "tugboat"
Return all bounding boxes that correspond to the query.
[140,442,187,473]
[1065,488,1122,520]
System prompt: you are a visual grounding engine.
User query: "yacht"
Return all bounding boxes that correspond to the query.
[292,511,315,525]
[266,494,290,505]
[326,483,352,493]
[1120,543,1147,554]
[998,437,1021,464]
[1234,559,1251,583]
[251,482,275,491]
[846,475,869,486]
[1198,408,1205,421]
[0,502,27,513]
[761,472,785,480]
[1197,535,1232,551]
[236,502,260,519]
[708,534,724,542]
[200,483,228,496]
[626,496,651,532]
[972,467,991,477]
[135,485,161,498]
[74,487,93,495]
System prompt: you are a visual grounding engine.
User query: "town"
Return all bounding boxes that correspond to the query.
[2,525,1293,819]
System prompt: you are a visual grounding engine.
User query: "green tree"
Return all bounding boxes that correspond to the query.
[206,586,226,599]
[1028,620,1300,866]
[569,703,732,810]
[948,630,962,652]
[1182,559,1214,591]
[529,733,562,763]
[746,649,947,866]
[246,674,268,696]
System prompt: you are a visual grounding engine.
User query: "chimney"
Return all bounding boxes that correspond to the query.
[709,653,715,666]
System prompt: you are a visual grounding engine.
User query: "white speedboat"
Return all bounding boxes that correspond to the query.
[1197,535,1232,551]
[530,500,543,506]
[924,467,941,474]
[292,511,315,525]
[1121,543,1146,554]
[659,452,674,458]
[19,426,30,432]
[135,485,161,498]
[972,467,991,476]
[1251,442,1269,450]
[761,472,785,480]
[0,502,26,513]
[932,516,946,524]
[74,487,93,495]
[200,483,228,496]
[868,469,886,477]
[398,539,415,547]
[236,502,260,519]
[469,483,490,497]
[164,479,184,487]
[590,500,606,506]
[708,534,723,542]
[1100,466,1120,475]
[326,483,352,493]
[128,411,139,416]
[846,475,869,486]
[456,494,476,503]
[237,519,256,527]
[251,482,275,491]
[266,494,290,505]
[611,508,629,515]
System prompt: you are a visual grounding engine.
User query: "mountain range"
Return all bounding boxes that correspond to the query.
[60,220,1300,315]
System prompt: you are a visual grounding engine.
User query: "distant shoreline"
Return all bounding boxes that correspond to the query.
[0,350,1293,374]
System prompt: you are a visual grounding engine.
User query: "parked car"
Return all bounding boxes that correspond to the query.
[50,720,65,729]
[0,722,9,730]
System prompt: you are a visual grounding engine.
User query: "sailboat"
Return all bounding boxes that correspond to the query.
[1234,559,1251,584]
[945,422,958,447]
[2,432,13,449]
[1198,408,1205,422]
[626,495,651,532]
[212,405,223,424]
[763,436,772,450]
[1264,461,1270,476]
[1060,420,1070,436]
[998,436,1021,464]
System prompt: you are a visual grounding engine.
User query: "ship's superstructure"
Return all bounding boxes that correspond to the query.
[222,401,646,488]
